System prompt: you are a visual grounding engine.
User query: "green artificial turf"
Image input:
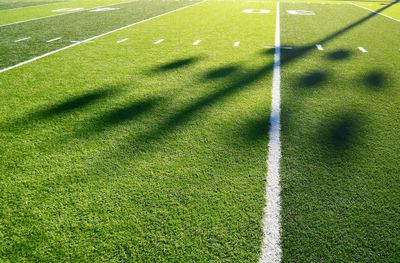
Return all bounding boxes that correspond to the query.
[0,1,61,10]
[352,0,400,19]
[0,0,399,261]
[0,0,143,26]
[0,0,200,69]
[279,2,400,262]
[0,1,275,261]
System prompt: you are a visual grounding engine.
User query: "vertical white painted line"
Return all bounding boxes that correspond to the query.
[316,44,323,51]
[233,41,240,47]
[358,46,368,53]
[154,39,164,44]
[117,38,129,43]
[15,37,31,42]
[192,39,202,45]
[260,2,282,263]
[47,37,62,43]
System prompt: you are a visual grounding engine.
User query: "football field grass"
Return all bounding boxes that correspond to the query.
[0,0,399,261]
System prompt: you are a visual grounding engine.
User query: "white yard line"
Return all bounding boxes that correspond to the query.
[0,0,143,28]
[350,2,400,22]
[0,1,205,73]
[259,2,282,263]
[47,36,62,42]
[192,39,202,45]
[15,37,31,42]
[316,44,323,51]
[358,46,368,53]
[154,38,165,44]
[117,38,129,43]
[233,41,240,47]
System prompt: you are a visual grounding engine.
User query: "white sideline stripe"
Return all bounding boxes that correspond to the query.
[233,41,240,47]
[154,38,164,44]
[316,44,323,51]
[117,38,129,43]
[47,37,62,42]
[15,37,31,42]
[259,2,282,263]
[350,2,400,22]
[358,46,368,53]
[0,0,144,28]
[0,1,205,73]
[192,39,201,45]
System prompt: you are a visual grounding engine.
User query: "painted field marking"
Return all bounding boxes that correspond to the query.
[0,0,205,73]
[0,0,141,28]
[15,37,31,42]
[358,46,368,53]
[259,2,282,263]
[233,41,240,47]
[192,39,202,45]
[242,8,270,14]
[316,44,323,51]
[47,37,62,43]
[52,7,84,12]
[117,38,129,43]
[70,40,94,43]
[89,7,120,12]
[154,39,164,44]
[350,2,400,22]
[287,10,315,15]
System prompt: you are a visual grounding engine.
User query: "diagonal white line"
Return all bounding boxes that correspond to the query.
[350,2,400,22]
[154,38,164,44]
[117,38,129,43]
[192,39,202,45]
[15,37,31,42]
[0,0,206,73]
[259,2,282,263]
[47,37,62,42]
[358,46,368,53]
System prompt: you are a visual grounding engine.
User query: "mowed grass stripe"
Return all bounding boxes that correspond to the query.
[0,1,275,261]
[0,0,202,70]
[0,0,144,27]
[0,0,139,26]
[0,1,61,11]
[279,2,399,262]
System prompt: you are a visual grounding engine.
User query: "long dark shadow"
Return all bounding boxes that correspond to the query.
[88,1,398,164]
[130,1,398,148]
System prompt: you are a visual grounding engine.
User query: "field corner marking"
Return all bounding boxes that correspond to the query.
[259,1,282,263]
